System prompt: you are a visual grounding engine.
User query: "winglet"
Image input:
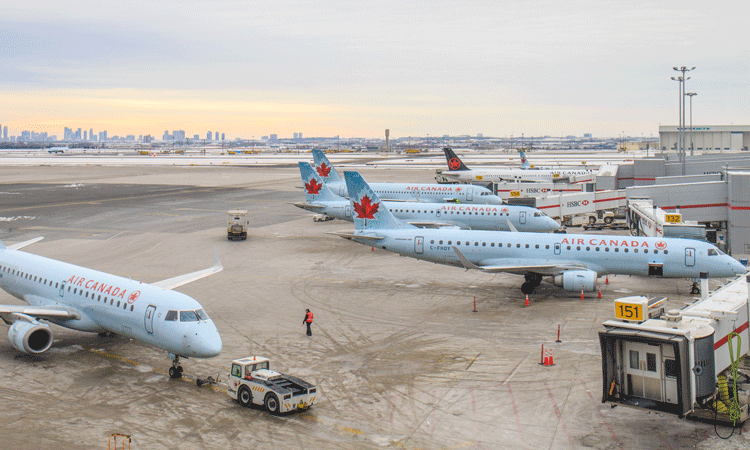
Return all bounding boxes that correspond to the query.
[452,246,481,270]
[213,245,223,271]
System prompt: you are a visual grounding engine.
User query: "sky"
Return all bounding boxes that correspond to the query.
[1,0,748,139]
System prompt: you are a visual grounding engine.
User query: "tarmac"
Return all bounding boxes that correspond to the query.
[0,158,748,450]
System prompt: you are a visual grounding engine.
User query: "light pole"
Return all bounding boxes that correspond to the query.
[685,92,697,156]
[672,66,695,175]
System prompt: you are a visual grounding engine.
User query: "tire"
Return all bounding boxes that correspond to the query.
[588,216,597,224]
[604,216,614,224]
[169,366,182,379]
[196,379,203,387]
[264,393,280,414]
[238,386,253,407]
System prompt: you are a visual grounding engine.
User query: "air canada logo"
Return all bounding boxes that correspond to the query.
[128,290,141,304]
[316,163,331,178]
[501,207,509,213]
[521,156,526,163]
[305,178,322,195]
[353,195,379,224]
[448,158,462,170]
[655,241,667,250]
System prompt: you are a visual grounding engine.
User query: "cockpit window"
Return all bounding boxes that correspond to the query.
[707,248,722,256]
[165,310,178,321]
[196,309,209,320]
[180,310,199,322]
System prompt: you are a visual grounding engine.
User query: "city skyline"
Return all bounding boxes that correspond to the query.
[1,1,748,139]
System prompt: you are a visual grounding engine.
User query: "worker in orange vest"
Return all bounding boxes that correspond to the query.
[303,309,313,336]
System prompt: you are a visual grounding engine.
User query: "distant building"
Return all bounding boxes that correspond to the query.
[270,134,278,141]
[194,134,199,140]
[90,128,94,141]
[98,130,107,141]
[584,133,593,138]
[221,133,225,140]
[126,135,135,141]
[215,131,219,141]
[143,135,152,143]
[75,128,82,140]
[477,133,483,138]
[207,131,212,140]
[162,130,172,141]
[2,126,6,140]
[173,130,186,142]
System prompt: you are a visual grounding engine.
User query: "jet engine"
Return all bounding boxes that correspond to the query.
[549,270,598,292]
[8,320,54,354]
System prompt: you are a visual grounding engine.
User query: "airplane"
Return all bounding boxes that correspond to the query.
[294,162,561,232]
[519,150,531,169]
[332,171,746,296]
[441,147,594,183]
[47,147,69,154]
[311,149,503,204]
[0,237,223,379]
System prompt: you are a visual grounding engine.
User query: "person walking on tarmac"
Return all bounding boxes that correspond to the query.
[303,309,313,336]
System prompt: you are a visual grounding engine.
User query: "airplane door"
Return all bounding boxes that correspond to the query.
[144,305,156,334]
[466,188,473,202]
[519,211,527,225]
[59,281,66,298]
[415,236,424,254]
[345,205,352,218]
[554,243,561,255]
[685,248,695,267]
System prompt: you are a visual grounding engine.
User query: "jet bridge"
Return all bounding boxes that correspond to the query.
[599,274,750,423]
[627,198,708,242]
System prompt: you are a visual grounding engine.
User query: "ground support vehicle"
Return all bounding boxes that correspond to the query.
[227,210,248,240]
[227,356,316,414]
[313,213,334,222]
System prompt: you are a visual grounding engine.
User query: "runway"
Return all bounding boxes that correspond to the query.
[0,160,745,449]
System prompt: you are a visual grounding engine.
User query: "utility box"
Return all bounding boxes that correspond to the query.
[227,210,248,241]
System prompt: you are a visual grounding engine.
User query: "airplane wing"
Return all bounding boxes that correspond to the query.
[452,246,587,275]
[406,221,462,229]
[505,220,518,232]
[152,246,223,290]
[7,237,44,250]
[292,202,326,211]
[327,231,385,241]
[0,304,80,324]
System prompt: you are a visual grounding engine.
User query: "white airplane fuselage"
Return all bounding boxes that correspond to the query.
[323,181,503,204]
[441,168,593,184]
[350,229,744,279]
[0,248,222,358]
[303,200,560,232]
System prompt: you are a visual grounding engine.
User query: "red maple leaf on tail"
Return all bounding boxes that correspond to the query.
[316,163,331,178]
[353,195,379,224]
[305,178,322,195]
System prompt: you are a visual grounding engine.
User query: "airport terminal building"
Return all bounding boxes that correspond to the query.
[659,125,750,152]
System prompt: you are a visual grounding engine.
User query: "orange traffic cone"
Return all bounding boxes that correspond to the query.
[548,352,554,366]
[371,246,374,251]
[598,287,602,299]
[580,287,584,301]
[525,294,529,307]
[605,276,609,285]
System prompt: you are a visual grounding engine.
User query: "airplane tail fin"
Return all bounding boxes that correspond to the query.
[343,171,408,230]
[443,147,469,171]
[519,150,530,169]
[312,149,344,184]
[298,162,342,202]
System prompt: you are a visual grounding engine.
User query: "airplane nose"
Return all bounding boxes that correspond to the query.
[195,327,222,357]
[545,218,561,231]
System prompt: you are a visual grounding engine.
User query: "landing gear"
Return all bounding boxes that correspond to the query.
[691,282,700,295]
[521,273,542,295]
[169,354,184,379]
